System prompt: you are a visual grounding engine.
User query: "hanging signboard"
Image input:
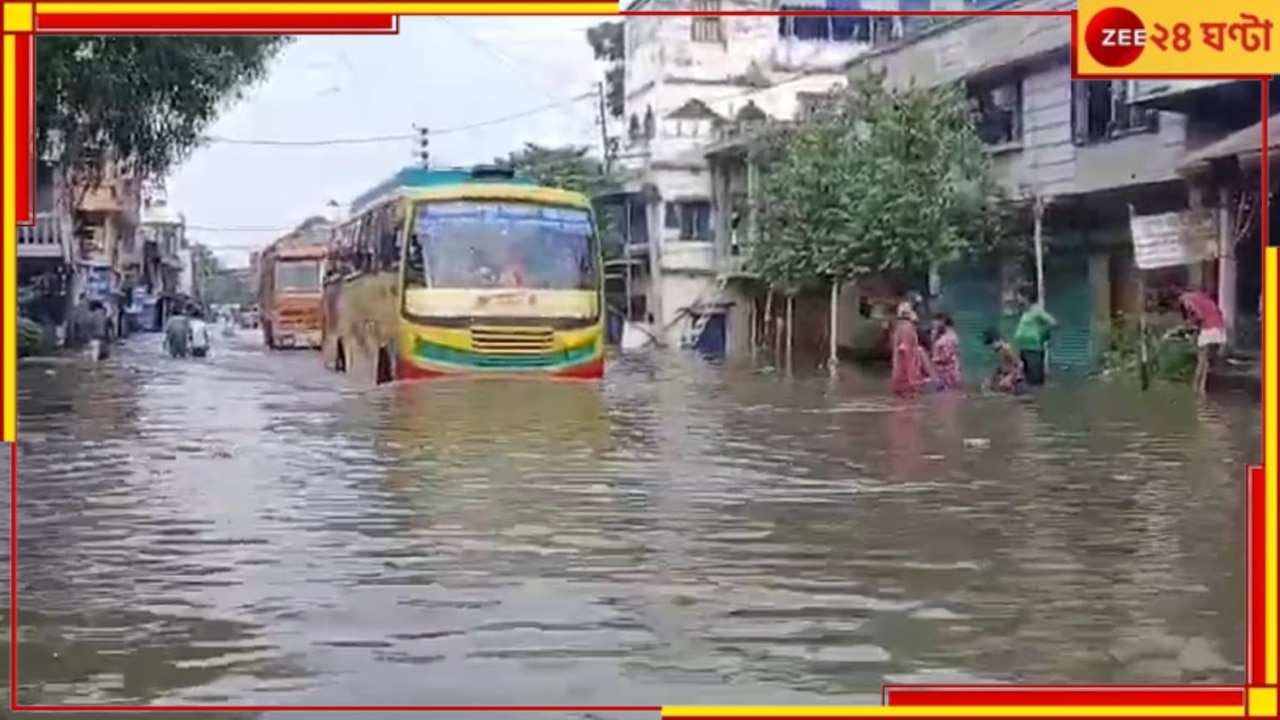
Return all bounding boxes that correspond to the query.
[81,265,116,303]
[1129,209,1218,270]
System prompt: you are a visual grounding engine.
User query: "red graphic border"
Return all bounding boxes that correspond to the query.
[3,4,1273,715]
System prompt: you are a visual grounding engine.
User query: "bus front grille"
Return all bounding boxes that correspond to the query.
[470,326,555,355]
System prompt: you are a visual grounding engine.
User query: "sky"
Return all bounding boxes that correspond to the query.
[165,18,604,267]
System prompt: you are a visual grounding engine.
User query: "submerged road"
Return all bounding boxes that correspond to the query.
[3,329,1259,717]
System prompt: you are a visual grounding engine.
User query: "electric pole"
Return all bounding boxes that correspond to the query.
[414,125,430,168]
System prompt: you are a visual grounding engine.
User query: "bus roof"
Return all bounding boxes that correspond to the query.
[349,165,549,215]
[272,245,327,260]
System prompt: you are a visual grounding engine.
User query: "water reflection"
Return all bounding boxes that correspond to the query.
[5,334,1255,713]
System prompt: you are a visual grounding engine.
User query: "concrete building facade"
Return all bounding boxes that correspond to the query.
[612,0,967,350]
[694,0,1268,372]
[19,159,144,346]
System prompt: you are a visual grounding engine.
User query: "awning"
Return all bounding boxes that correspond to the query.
[1178,114,1280,173]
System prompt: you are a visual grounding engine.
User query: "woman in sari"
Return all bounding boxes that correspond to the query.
[929,311,964,391]
[890,301,923,396]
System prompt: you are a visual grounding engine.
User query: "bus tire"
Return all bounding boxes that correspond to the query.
[334,340,347,373]
[376,346,394,385]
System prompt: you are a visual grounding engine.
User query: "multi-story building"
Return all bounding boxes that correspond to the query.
[20,158,143,344]
[1131,78,1275,353]
[77,158,142,316]
[137,195,188,330]
[17,162,76,345]
[609,0,967,349]
[702,0,1268,372]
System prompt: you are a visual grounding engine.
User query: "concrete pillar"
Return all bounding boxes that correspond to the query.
[1088,251,1111,324]
[1187,184,1205,291]
[646,196,663,328]
[746,159,759,249]
[1217,184,1237,340]
[709,161,725,269]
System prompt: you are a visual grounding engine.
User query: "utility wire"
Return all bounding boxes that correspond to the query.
[205,91,594,147]
[187,224,298,233]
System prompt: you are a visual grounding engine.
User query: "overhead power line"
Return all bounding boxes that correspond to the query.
[205,91,595,147]
[186,224,296,233]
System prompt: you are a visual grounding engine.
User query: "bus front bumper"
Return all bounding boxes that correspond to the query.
[274,328,322,349]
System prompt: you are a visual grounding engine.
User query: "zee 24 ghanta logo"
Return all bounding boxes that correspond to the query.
[1084,6,1274,68]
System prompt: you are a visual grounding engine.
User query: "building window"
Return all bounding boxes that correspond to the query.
[899,0,935,34]
[779,11,898,43]
[664,200,712,241]
[1071,80,1160,145]
[691,0,722,42]
[968,78,1022,145]
[871,17,901,46]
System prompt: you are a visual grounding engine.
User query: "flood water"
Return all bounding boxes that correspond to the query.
[4,330,1260,717]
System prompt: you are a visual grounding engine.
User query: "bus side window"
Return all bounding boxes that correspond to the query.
[379,205,402,272]
[356,213,377,273]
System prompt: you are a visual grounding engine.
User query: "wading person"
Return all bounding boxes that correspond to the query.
[188,308,211,359]
[85,300,109,363]
[1012,288,1056,387]
[982,327,1025,395]
[164,307,191,358]
[930,312,964,391]
[891,301,923,396]
[1179,288,1225,397]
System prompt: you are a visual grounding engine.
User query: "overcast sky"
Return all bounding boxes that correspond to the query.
[166,18,604,267]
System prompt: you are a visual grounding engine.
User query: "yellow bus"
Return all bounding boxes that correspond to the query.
[322,165,606,384]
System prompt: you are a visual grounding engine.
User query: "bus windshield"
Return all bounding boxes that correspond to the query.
[275,259,322,293]
[416,201,597,290]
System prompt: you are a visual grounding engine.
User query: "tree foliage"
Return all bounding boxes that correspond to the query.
[746,73,1007,289]
[585,22,625,118]
[36,37,291,182]
[497,143,626,258]
[192,242,253,306]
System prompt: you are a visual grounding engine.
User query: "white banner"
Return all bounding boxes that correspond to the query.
[1129,209,1218,271]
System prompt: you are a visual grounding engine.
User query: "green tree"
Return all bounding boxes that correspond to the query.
[191,242,251,307]
[37,37,290,184]
[497,143,624,258]
[748,72,1007,373]
[497,143,617,195]
[585,22,624,119]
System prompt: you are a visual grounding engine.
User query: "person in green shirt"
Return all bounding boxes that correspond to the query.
[1012,288,1056,387]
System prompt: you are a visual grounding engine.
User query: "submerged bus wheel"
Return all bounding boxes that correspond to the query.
[375,347,394,385]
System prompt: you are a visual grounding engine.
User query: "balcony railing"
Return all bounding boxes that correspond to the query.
[17,213,70,260]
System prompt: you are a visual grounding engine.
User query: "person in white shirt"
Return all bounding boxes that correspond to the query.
[188,307,211,358]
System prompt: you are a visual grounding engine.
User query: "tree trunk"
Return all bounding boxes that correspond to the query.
[763,290,774,358]
[785,293,795,376]
[828,279,839,377]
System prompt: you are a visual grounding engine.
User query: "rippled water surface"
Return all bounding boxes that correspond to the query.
[4,330,1259,718]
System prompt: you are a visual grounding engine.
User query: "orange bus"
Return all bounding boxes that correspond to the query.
[258,242,327,350]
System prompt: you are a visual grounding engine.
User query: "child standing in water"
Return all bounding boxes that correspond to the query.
[85,301,109,362]
[930,312,964,391]
[982,327,1024,394]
